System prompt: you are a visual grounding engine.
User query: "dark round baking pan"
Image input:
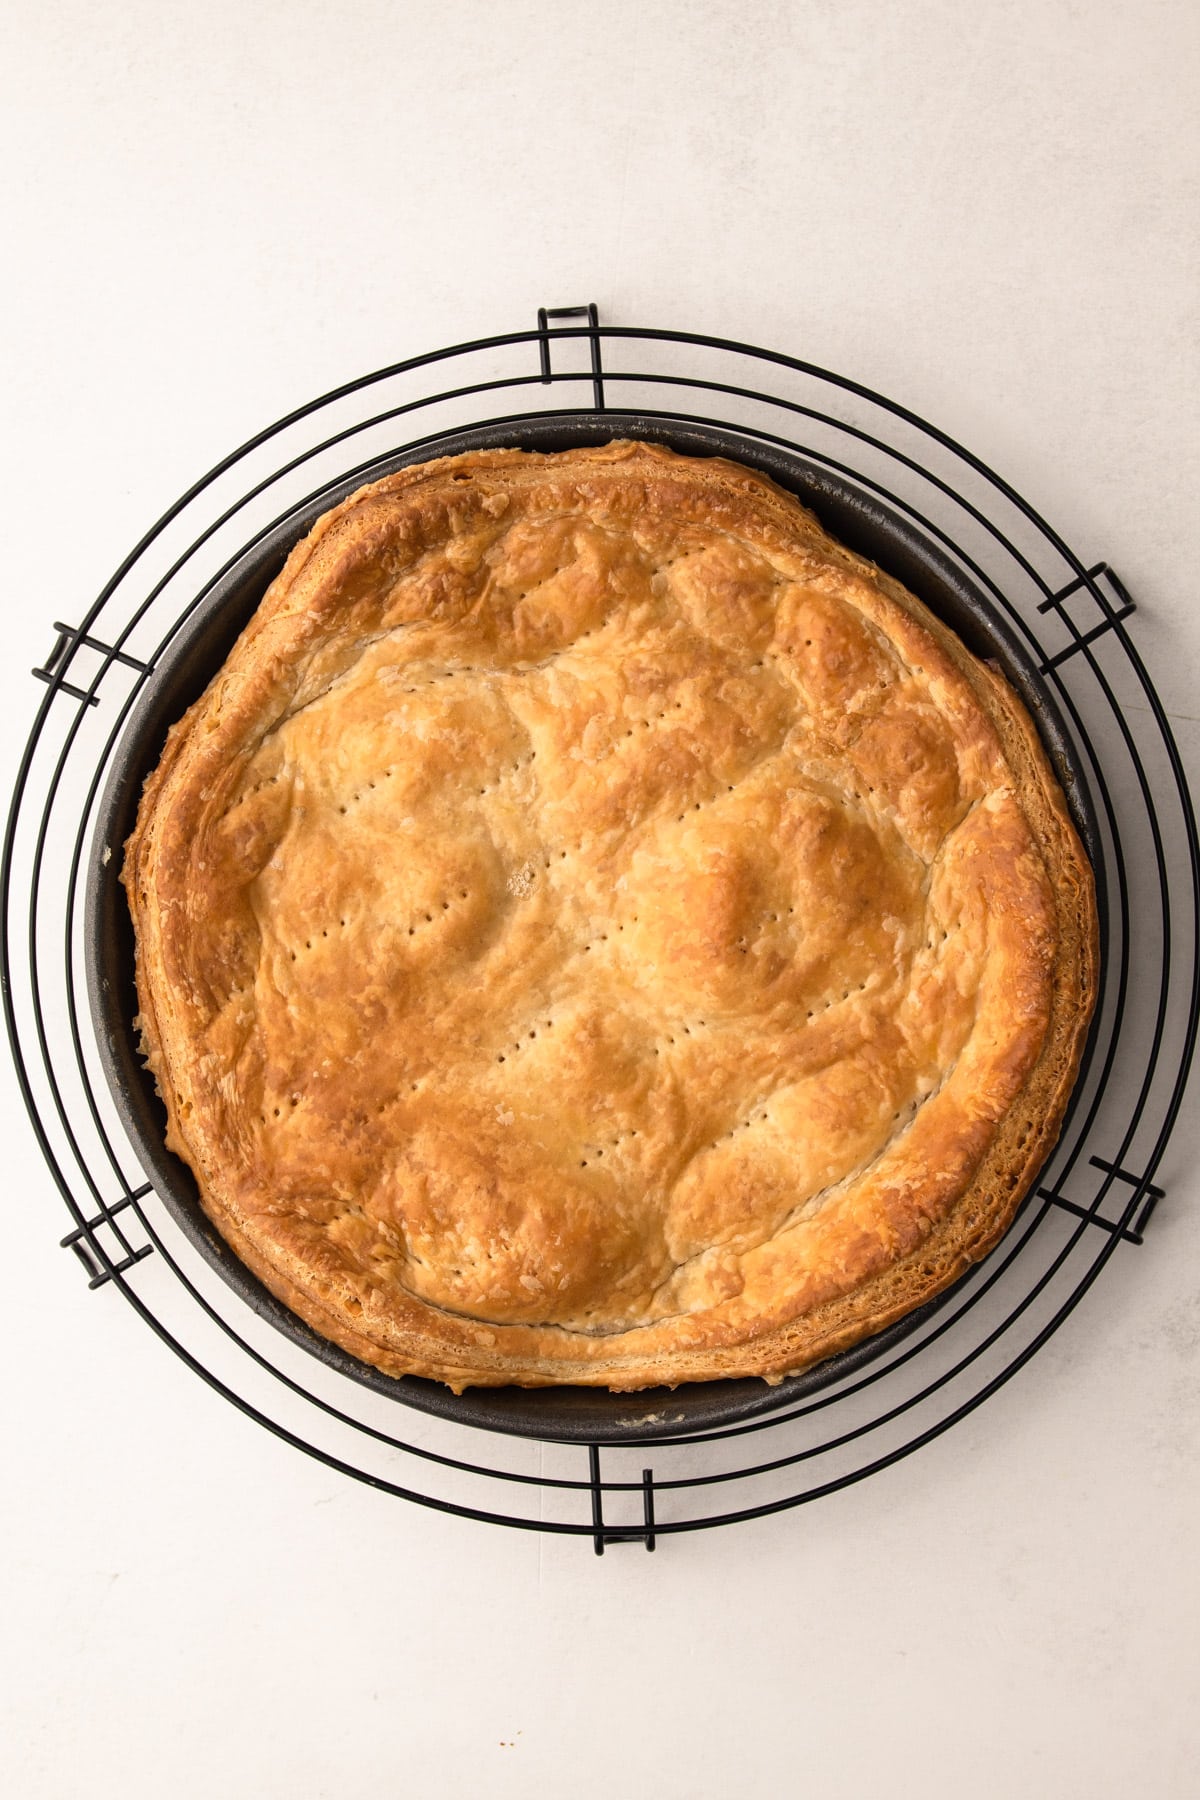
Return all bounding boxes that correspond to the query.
[87,413,1103,1445]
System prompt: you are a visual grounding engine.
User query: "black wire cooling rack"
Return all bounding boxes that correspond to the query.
[4,306,1197,1551]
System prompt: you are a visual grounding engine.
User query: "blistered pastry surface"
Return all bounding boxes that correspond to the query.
[124,441,1097,1389]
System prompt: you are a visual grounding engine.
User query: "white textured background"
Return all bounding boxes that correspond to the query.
[2,3,1198,1796]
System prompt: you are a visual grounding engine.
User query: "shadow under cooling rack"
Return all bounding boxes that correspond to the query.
[4,304,1197,1550]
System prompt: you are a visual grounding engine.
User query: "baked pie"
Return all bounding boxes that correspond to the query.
[123,440,1098,1391]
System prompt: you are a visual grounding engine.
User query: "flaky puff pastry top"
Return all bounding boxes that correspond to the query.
[125,441,1098,1391]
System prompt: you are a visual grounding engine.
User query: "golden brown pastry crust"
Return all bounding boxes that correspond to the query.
[123,441,1098,1391]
